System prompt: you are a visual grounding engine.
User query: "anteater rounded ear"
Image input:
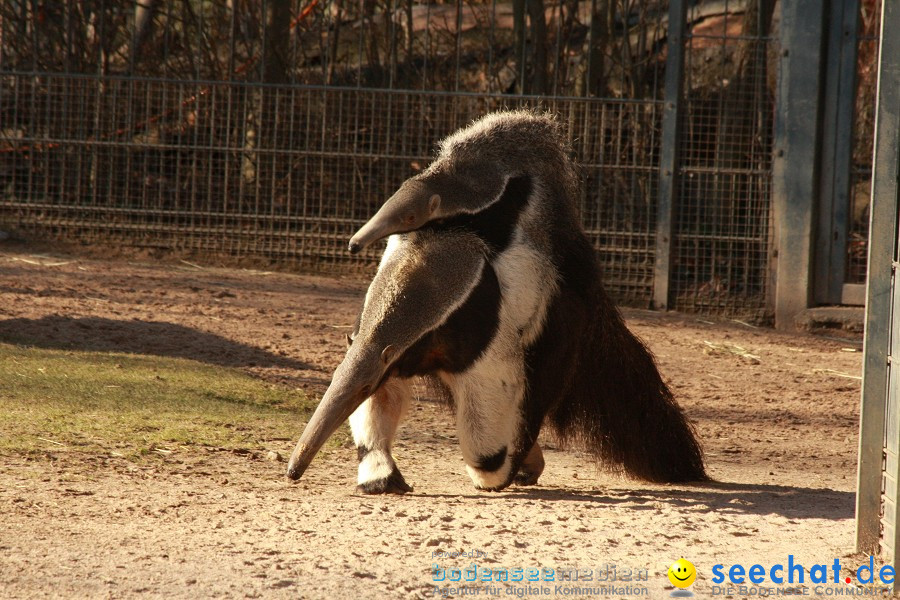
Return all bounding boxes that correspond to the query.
[428,194,441,215]
[346,333,354,347]
[381,344,397,365]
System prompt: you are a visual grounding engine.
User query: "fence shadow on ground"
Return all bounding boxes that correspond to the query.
[0,315,309,371]
[417,482,854,521]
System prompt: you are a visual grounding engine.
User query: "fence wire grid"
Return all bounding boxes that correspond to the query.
[671,0,774,314]
[0,0,877,316]
[0,74,662,304]
[846,0,880,285]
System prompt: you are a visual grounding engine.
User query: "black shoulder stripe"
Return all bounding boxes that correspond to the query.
[427,174,532,255]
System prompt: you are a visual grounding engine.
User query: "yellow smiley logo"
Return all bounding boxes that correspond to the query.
[667,558,697,589]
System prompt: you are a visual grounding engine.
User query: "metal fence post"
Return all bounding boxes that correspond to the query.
[857,0,900,566]
[815,0,861,306]
[772,0,828,329]
[652,0,687,311]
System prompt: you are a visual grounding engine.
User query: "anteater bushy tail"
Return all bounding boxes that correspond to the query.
[538,234,708,483]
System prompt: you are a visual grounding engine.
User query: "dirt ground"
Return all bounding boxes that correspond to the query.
[0,245,874,599]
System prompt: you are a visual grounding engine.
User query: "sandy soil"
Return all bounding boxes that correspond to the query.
[0,245,876,599]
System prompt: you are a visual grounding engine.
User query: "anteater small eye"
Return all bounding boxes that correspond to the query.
[404,215,416,225]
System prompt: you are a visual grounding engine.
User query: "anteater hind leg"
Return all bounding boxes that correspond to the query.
[348,377,413,494]
[513,442,544,486]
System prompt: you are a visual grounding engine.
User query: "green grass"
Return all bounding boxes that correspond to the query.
[0,342,320,457]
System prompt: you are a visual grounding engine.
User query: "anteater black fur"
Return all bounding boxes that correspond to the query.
[519,121,707,484]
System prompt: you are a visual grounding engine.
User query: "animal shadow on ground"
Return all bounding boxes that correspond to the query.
[416,482,853,521]
[0,315,310,370]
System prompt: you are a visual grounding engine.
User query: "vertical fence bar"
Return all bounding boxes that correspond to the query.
[815,0,860,305]
[833,0,861,306]
[772,0,827,329]
[652,0,687,311]
[856,0,900,565]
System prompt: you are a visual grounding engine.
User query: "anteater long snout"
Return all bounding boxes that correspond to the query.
[348,180,437,254]
[286,353,382,480]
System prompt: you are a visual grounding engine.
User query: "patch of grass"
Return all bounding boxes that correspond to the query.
[0,343,320,457]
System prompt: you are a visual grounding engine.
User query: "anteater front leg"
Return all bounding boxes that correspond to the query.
[449,358,528,492]
[348,377,413,494]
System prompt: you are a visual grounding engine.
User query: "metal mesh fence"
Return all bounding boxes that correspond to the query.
[846,0,880,285]
[672,0,774,315]
[0,0,855,317]
[0,72,661,304]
